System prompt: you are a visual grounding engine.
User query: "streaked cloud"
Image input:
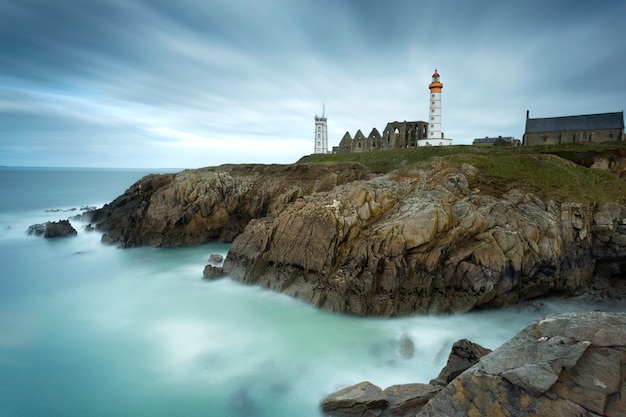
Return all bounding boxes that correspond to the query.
[1,0,624,168]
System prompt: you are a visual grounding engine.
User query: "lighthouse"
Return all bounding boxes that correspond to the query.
[314,105,328,154]
[418,69,452,146]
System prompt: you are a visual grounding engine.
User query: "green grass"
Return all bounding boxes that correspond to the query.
[298,142,626,204]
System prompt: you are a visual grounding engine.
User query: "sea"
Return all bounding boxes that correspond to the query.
[1,166,625,417]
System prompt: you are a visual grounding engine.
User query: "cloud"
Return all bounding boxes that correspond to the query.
[0,0,624,167]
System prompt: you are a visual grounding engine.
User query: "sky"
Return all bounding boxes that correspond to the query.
[1,0,625,168]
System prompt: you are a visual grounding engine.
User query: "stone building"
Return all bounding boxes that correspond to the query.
[332,121,428,154]
[523,111,624,146]
[473,136,521,146]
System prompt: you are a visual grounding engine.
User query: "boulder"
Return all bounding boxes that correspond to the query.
[202,265,224,280]
[320,381,388,417]
[429,339,492,386]
[381,384,442,417]
[416,312,626,417]
[208,253,224,264]
[321,382,443,417]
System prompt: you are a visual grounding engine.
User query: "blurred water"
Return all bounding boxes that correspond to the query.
[1,167,624,417]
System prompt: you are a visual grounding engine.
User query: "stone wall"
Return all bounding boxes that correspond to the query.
[524,128,623,146]
[333,121,428,154]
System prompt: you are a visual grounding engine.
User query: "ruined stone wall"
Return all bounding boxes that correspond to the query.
[333,121,428,154]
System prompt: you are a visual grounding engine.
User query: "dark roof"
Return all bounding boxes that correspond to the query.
[525,111,624,134]
[473,136,515,143]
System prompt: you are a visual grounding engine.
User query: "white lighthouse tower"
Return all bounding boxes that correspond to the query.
[418,69,452,146]
[314,105,329,154]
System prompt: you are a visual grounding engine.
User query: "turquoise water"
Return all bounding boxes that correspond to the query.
[1,167,624,417]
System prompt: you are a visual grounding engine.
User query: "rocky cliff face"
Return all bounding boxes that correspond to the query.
[88,163,371,247]
[89,157,625,315]
[223,158,626,315]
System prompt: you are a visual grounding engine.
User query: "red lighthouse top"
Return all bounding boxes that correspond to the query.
[429,69,442,92]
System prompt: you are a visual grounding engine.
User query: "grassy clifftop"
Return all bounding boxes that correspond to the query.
[298,142,626,204]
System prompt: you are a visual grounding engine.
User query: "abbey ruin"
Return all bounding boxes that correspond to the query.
[332,121,430,154]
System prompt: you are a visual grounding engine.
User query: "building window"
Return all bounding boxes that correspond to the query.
[582,132,588,140]
[608,133,614,139]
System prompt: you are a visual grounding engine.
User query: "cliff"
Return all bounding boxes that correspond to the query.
[88,146,626,315]
[89,163,371,247]
[223,156,626,315]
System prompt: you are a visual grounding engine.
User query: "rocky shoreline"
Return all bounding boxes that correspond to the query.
[84,157,626,316]
[73,152,626,415]
[321,311,626,417]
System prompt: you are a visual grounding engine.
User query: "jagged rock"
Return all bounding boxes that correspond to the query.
[88,163,370,248]
[202,265,224,280]
[208,253,224,264]
[430,339,492,386]
[320,381,388,417]
[44,220,77,238]
[416,312,626,417]
[28,220,77,238]
[224,159,626,315]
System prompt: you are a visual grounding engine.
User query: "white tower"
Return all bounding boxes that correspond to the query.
[428,69,443,140]
[314,105,328,154]
[418,69,451,146]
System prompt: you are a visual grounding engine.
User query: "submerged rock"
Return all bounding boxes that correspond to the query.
[398,334,415,359]
[202,264,224,280]
[28,220,77,238]
[208,253,224,264]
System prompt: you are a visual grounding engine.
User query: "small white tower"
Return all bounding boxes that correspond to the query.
[418,69,451,146]
[314,105,328,154]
